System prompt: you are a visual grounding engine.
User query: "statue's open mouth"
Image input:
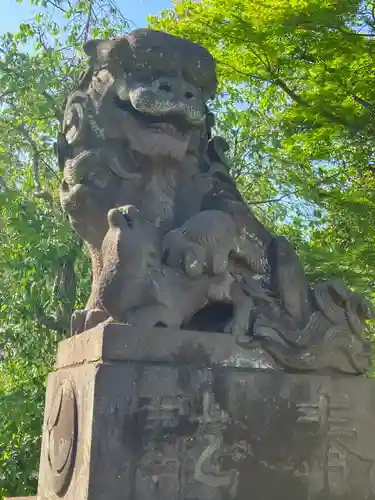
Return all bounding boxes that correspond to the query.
[114,95,193,137]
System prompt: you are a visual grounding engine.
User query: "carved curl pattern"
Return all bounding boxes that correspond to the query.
[251,280,374,374]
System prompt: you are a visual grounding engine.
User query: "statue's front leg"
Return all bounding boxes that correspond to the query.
[224,282,254,344]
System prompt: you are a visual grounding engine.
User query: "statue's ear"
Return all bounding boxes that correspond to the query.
[83,38,133,69]
[83,39,109,68]
[83,39,103,57]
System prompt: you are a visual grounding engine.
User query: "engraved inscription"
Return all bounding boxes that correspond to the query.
[296,390,355,494]
[133,390,238,499]
[136,395,192,434]
[193,391,238,497]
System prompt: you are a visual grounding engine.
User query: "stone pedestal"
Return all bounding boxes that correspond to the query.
[17,325,375,499]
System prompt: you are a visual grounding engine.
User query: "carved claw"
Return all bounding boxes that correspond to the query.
[85,308,109,331]
[107,204,139,229]
[184,245,206,277]
[224,319,252,345]
[225,282,254,344]
[70,308,109,335]
[211,253,228,275]
[70,309,86,336]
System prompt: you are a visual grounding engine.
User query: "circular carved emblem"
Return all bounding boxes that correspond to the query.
[47,378,78,496]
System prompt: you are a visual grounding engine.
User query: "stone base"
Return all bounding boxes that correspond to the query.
[35,324,375,500]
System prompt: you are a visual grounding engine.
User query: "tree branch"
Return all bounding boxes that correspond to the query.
[37,313,64,333]
[248,193,290,205]
[2,100,60,180]
[272,76,363,131]
[33,150,40,190]
[334,25,375,37]
[45,0,68,14]
[84,0,94,43]
[352,94,375,111]
[53,254,77,335]
[41,90,62,121]
[0,90,14,101]
[273,77,310,107]
[217,59,266,81]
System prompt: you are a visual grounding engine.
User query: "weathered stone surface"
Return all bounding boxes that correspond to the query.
[56,28,373,375]
[36,325,375,500]
[9,26,375,500]
[55,323,275,370]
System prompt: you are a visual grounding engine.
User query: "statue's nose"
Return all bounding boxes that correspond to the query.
[156,76,198,103]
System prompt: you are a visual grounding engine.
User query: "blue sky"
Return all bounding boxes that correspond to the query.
[0,0,173,36]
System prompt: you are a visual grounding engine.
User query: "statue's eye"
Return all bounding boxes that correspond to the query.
[123,213,134,228]
[162,249,170,264]
[159,82,172,93]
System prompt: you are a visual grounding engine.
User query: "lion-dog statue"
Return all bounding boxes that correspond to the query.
[57,29,373,374]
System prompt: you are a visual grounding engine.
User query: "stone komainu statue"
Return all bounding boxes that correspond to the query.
[57,28,373,374]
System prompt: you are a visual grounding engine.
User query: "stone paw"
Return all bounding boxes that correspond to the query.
[70,309,87,336]
[85,308,109,331]
[70,308,109,335]
[224,319,252,345]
